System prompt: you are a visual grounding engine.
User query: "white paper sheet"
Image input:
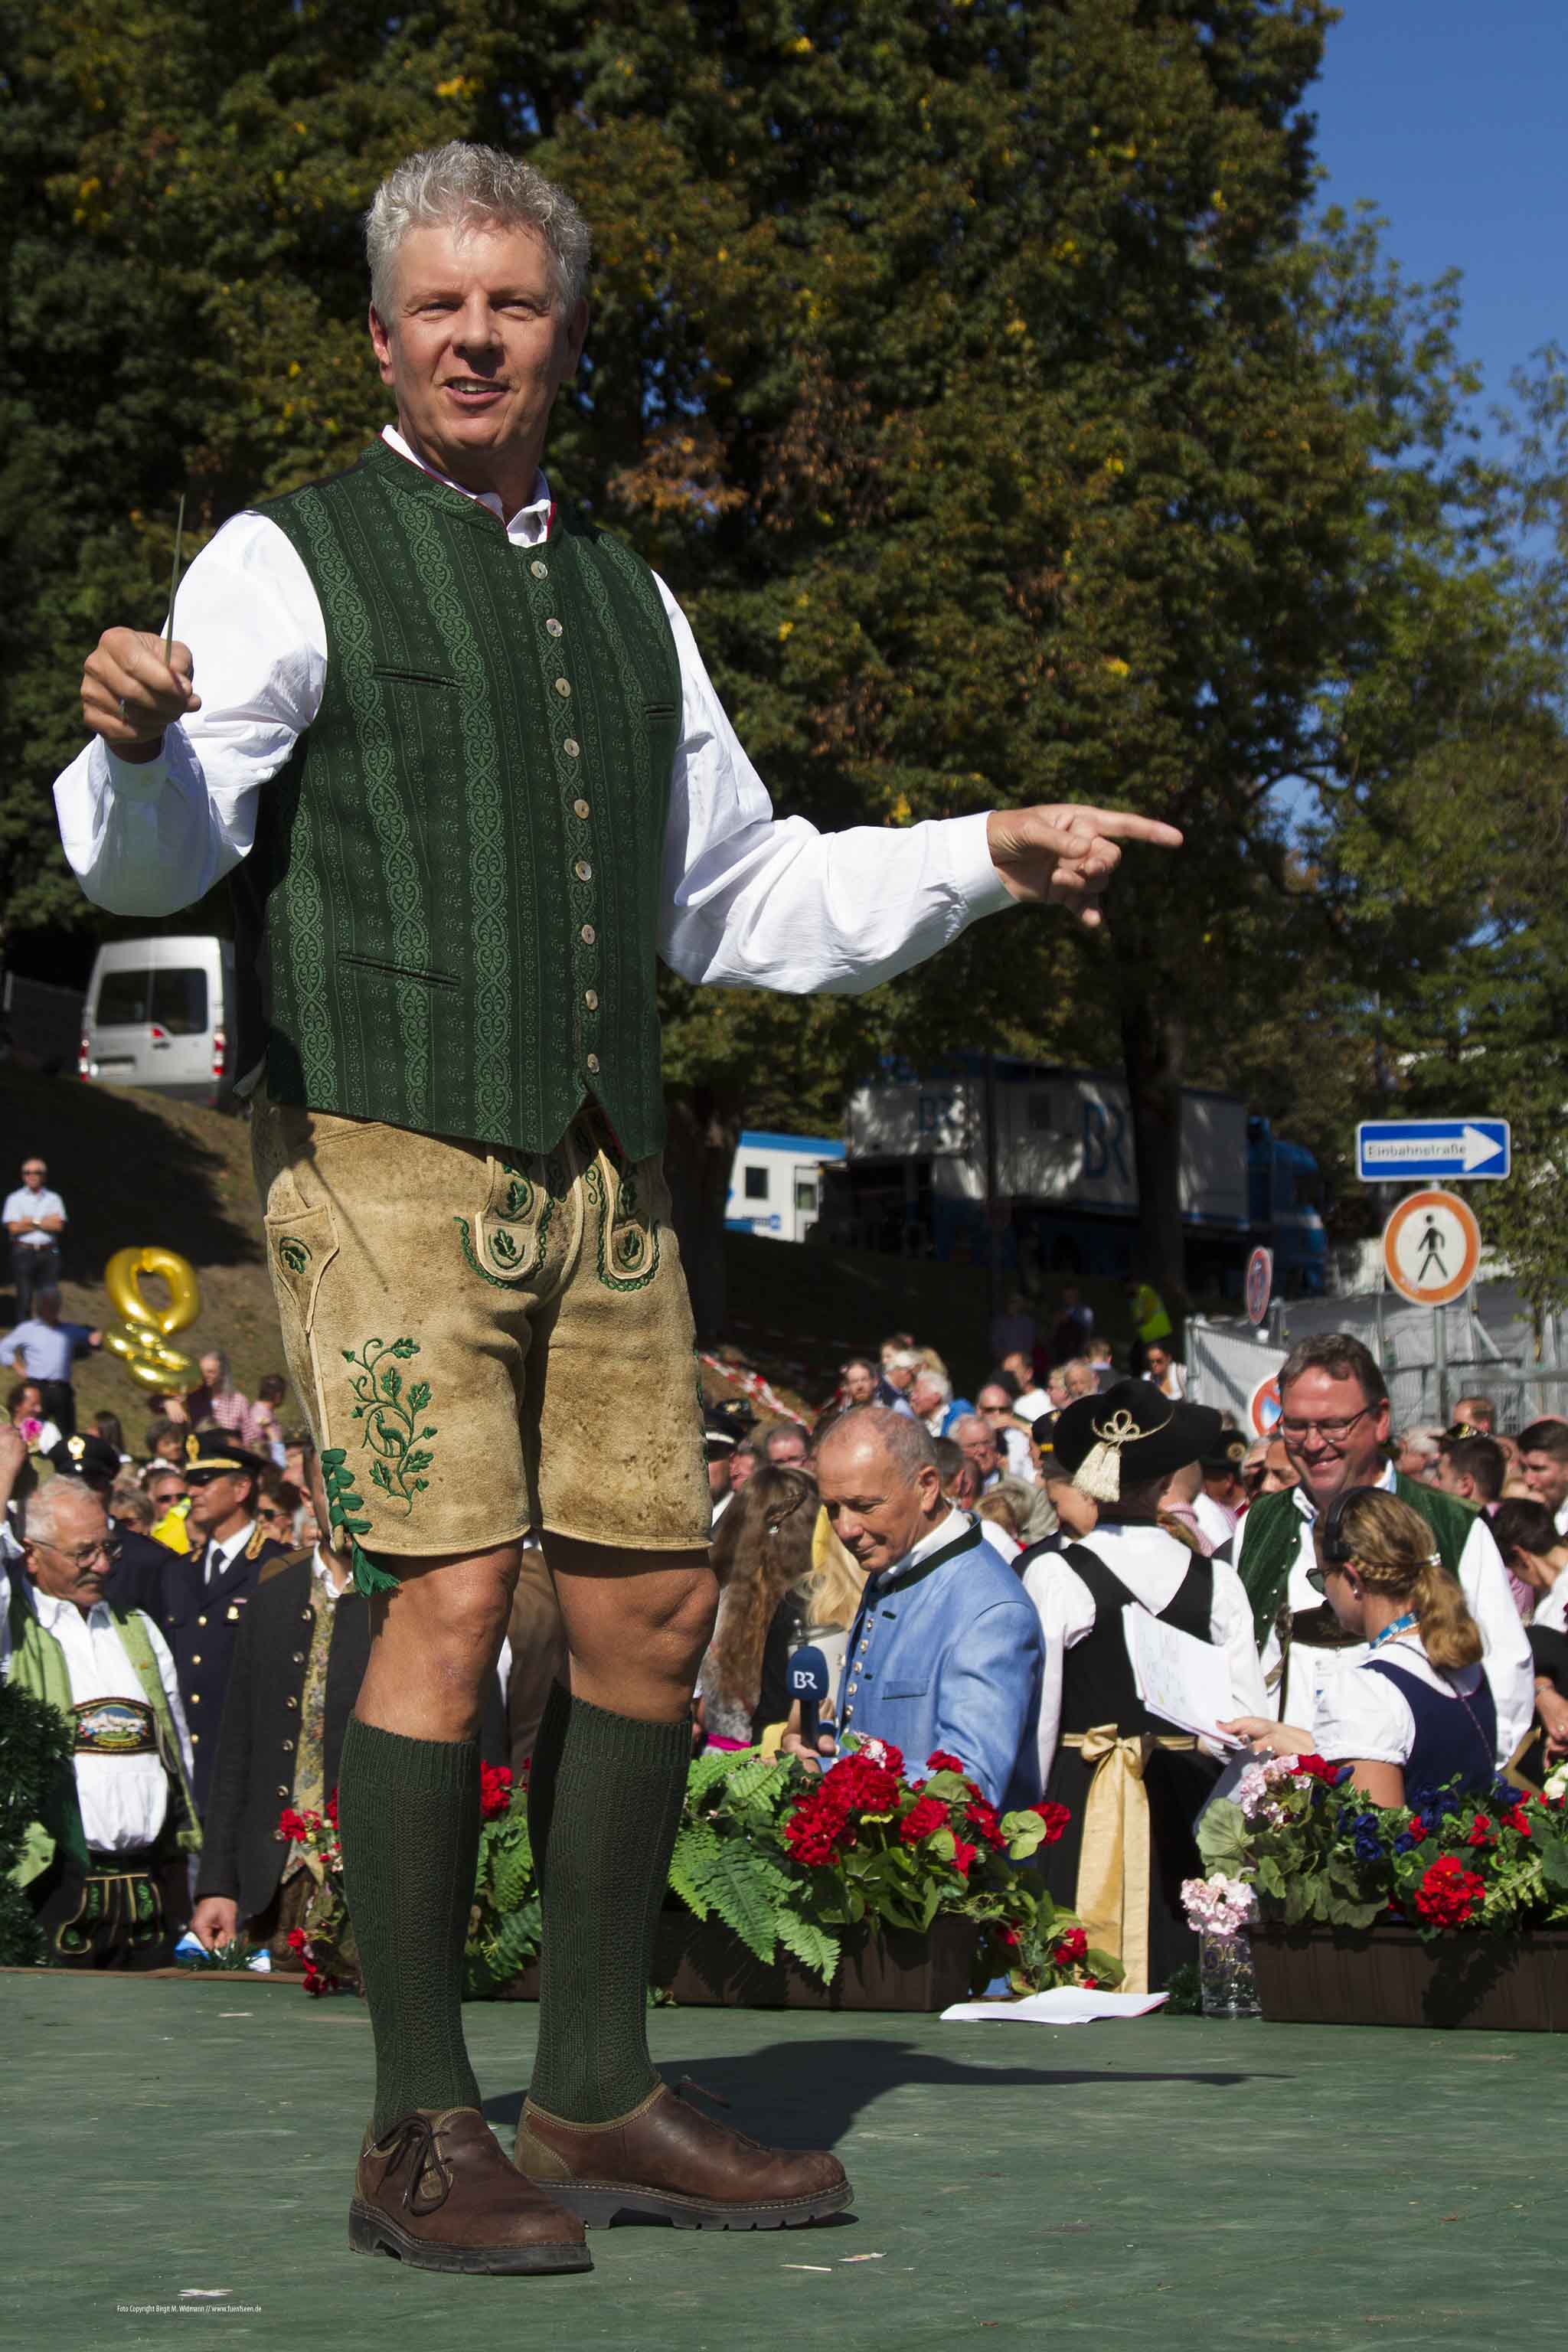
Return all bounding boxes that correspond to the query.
[940,1990,1170,2024]
[1122,1604,1242,1746]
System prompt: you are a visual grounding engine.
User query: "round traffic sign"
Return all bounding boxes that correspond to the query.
[1245,1247,1273,1327]
[1249,1374,1282,1436]
[1382,1187,1482,1307]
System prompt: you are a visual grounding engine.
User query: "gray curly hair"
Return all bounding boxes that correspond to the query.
[365,141,591,319]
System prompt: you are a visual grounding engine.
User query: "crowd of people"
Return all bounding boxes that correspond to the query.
[2,1129,1562,1995]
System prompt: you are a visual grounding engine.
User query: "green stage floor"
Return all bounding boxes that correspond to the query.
[5,1971,1553,2352]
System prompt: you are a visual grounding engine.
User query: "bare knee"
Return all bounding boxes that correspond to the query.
[358,1545,520,1740]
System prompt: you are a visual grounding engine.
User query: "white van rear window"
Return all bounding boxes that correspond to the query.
[96,969,208,1034]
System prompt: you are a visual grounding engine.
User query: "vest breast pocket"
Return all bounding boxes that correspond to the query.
[881,1671,932,1700]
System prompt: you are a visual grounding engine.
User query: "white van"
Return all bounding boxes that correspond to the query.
[79,935,236,1109]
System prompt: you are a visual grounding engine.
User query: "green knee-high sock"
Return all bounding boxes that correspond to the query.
[527,1690,691,2123]
[337,1715,482,2136]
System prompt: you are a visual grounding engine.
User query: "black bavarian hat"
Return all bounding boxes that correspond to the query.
[1201,1434,1250,1478]
[44,1432,120,1483]
[183,1428,267,1482]
[1051,1380,1223,1503]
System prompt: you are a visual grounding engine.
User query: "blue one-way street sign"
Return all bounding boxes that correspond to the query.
[1356,1119,1511,1183]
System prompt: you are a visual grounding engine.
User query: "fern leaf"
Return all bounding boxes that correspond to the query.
[668,1821,722,1919]
[697,1838,785,1965]
[775,1909,840,1984]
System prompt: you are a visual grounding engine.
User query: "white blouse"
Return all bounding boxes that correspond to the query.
[1312,1633,1490,1770]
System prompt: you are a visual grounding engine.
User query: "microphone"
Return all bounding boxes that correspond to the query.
[789,1645,834,1756]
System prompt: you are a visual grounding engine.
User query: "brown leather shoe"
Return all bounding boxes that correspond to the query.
[350,2107,592,2274]
[514,2078,853,2230]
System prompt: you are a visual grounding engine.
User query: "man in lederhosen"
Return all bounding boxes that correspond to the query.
[54,139,1178,2275]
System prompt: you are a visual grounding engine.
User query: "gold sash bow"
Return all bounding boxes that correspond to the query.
[1060,1723,1197,1994]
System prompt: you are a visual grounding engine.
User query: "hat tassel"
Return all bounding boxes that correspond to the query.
[1075,1439,1123,1504]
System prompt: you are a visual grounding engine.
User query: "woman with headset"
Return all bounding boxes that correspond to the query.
[1222,1486,1497,1805]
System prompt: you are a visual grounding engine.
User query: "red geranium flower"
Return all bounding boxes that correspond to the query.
[965,1797,1007,1852]
[325,1788,338,1828]
[926,1750,968,1776]
[1504,1804,1533,1838]
[949,1837,978,1878]
[996,1925,1021,1949]
[1033,1802,1071,1844]
[1080,1975,1099,1991]
[285,1927,309,1953]
[899,1795,949,1845]
[1465,1816,1494,1847]
[1413,1854,1486,1928]
[823,1756,901,1815]
[1053,1926,1088,1963]
[479,1764,515,1821]
[278,1806,313,1844]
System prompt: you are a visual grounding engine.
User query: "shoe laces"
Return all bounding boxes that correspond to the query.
[374,2114,452,2215]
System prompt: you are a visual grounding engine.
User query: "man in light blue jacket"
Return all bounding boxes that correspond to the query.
[789,1407,1044,1811]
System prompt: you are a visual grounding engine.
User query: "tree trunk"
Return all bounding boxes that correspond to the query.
[662,1088,740,1342]
[1120,994,1189,1331]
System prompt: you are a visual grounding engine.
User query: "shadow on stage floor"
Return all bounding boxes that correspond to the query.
[481,2033,1289,2148]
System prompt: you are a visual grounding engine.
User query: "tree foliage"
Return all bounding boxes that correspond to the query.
[5,0,1563,1315]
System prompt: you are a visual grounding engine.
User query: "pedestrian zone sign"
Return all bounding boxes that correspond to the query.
[1381,1187,1482,1308]
[1356,1119,1510,1183]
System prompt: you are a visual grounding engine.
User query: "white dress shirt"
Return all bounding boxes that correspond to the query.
[29,1589,193,1852]
[1250,1467,1534,1766]
[1312,1633,1492,1773]
[3,1187,67,1246]
[1192,1490,1236,1552]
[1023,1520,1268,1787]
[53,427,1013,1046]
[978,1516,1021,1566]
[197,1519,258,1585]
[1556,1498,1568,1540]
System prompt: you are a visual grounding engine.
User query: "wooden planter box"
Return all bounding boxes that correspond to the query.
[501,1912,978,2013]
[1252,1920,1568,2031]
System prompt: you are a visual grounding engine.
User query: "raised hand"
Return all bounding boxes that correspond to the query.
[985,804,1183,928]
[80,627,201,763]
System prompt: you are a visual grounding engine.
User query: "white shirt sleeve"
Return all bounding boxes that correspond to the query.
[53,513,328,916]
[53,494,1015,995]
[650,578,1014,993]
[1312,1657,1415,1769]
[1210,1555,1269,1720]
[1021,1553,1096,1788]
[142,1612,195,1780]
[1457,1514,1535,1763]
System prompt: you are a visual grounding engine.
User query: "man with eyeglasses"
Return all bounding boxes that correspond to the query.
[1233,1334,1531,1762]
[5,1473,199,1966]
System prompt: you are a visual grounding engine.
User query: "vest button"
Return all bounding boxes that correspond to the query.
[564,738,580,757]
[191,1653,201,1665]
[282,1738,294,1753]
[546,617,563,637]
[277,1785,289,1798]
[197,1614,207,1627]
[191,1692,201,1703]
[191,1730,201,1742]
[580,923,596,946]
[531,560,547,578]
[573,799,590,819]
[292,1649,305,1664]
[584,989,599,1011]
[286,1696,299,1710]
[574,859,592,882]
[554,677,572,698]
[586,1054,600,1074]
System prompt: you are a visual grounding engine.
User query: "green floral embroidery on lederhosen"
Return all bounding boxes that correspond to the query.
[583,1148,662,1293]
[277,1237,311,1277]
[342,1337,436,1514]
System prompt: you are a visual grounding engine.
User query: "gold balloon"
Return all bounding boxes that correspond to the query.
[102,1246,203,1396]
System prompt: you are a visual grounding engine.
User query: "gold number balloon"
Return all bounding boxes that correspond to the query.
[103,1246,204,1396]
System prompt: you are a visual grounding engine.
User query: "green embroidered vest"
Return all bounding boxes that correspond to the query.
[234,439,682,1158]
[1236,1472,1476,1644]
[6,1584,201,1887]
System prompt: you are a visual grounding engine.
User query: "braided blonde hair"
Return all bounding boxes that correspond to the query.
[1331,1491,1482,1672]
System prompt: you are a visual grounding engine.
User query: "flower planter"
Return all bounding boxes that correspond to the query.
[499,1912,980,2012]
[1251,1920,1568,2031]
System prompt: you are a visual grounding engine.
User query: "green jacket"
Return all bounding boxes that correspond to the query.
[6,1580,200,1890]
[1236,1470,1476,1646]
[233,438,682,1161]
